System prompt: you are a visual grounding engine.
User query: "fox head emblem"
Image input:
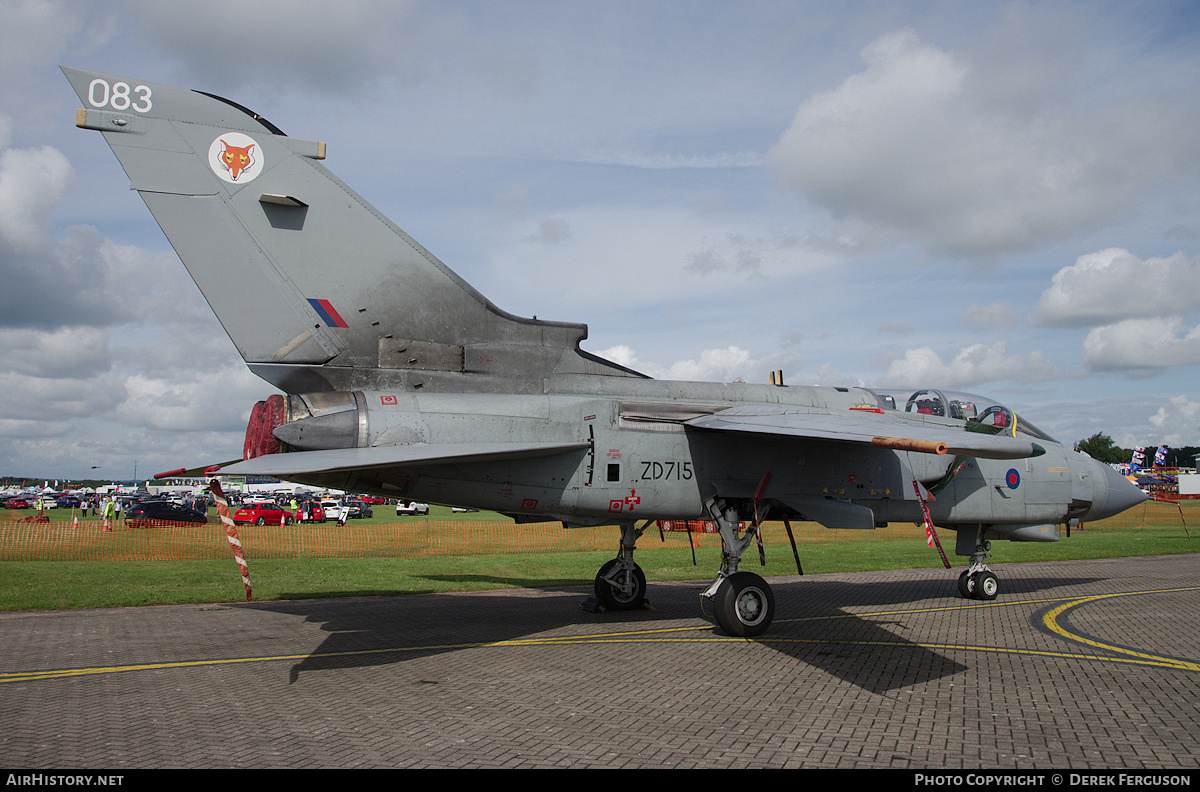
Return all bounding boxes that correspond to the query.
[208,133,262,183]
[218,139,255,181]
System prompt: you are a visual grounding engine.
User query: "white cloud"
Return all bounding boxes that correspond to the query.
[0,141,146,332]
[1081,318,1200,373]
[0,327,112,380]
[598,344,812,386]
[1150,396,1200,447]
[599,344,757,383]
[766,28,1200,258]
[108,364,266,433]
[1031,248,1200,328]
[814,362,865,388]
[0,131,273,477]
[0,368,127,423]
[0,145,73,252]
[876,342,1059,389]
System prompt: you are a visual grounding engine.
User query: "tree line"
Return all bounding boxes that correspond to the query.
[1074,433,1199,469]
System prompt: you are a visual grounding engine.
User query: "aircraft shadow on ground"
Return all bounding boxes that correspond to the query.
[253,570,1103,691]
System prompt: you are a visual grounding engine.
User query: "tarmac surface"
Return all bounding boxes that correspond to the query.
[2,554,1199,769]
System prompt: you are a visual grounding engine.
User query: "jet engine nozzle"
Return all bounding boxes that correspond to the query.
[270,391,365,452]
[243,394,286,459]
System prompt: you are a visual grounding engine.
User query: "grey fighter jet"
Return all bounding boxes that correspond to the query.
[64,66,1146,636]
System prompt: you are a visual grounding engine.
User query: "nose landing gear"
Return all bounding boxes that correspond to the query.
[958,539,998,600]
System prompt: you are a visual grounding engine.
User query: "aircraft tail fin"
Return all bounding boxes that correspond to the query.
[63,66,641,394]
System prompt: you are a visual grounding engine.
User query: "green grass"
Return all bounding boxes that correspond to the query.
[0,515,1193,611]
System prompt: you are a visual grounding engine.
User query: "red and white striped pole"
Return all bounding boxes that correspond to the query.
[913,480,951,569]
[209,477,252,602]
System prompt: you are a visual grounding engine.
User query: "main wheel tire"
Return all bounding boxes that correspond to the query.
[972,571,999,600]
[957,570,976,599]
[713,572,775,637]
[255,517,266,525]
[593,559,646,611]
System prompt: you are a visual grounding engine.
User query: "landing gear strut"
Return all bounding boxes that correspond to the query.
[592,521,648,611]
[958,537,998,601]
[701,499,775,636]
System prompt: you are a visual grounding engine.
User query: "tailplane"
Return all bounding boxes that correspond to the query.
[63,66,641,394]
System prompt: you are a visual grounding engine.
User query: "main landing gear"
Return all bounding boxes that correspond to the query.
[700,499,775,637]
[588,509,778,637]
[957,538,998,600]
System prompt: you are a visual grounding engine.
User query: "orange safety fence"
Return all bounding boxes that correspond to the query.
[0,499,1187,562]
[0,518,628,561]
[0,518,873,562]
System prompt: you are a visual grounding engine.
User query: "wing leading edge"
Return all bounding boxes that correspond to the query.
[216,441,590,478]
[686,405,1045,460]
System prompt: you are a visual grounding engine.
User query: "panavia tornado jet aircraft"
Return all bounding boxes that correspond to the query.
[64,66,1147,636]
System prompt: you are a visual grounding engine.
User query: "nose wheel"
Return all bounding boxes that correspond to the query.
[958,569,999,600]
[958,535,999,601]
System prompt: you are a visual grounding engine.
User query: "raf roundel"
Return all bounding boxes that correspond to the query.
[208,132,263,183]
[1006,468,1021,490]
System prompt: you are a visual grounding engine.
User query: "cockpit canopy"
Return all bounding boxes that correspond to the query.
[869,388,1057,443]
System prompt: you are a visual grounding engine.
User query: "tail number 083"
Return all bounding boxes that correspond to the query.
[88,79,152,113]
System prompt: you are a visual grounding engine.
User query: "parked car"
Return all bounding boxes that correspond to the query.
[291,501,326,523]
[124,501,208,527]
[233,502,295,525]
[395,501,430,515]
[345,500,372,518]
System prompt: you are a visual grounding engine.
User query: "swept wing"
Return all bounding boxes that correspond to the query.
[687,405,1045,460]
[216,441,590,478]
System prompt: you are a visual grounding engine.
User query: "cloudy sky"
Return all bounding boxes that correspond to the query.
[2,0,1199,482]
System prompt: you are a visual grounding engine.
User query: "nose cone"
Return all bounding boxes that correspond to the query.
[1084,458,1149,521]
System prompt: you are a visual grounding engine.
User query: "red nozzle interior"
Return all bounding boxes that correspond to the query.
[243,394,286,460]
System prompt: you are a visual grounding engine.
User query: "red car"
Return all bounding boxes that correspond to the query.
[291,501,326,523]
[233,502,295,525]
